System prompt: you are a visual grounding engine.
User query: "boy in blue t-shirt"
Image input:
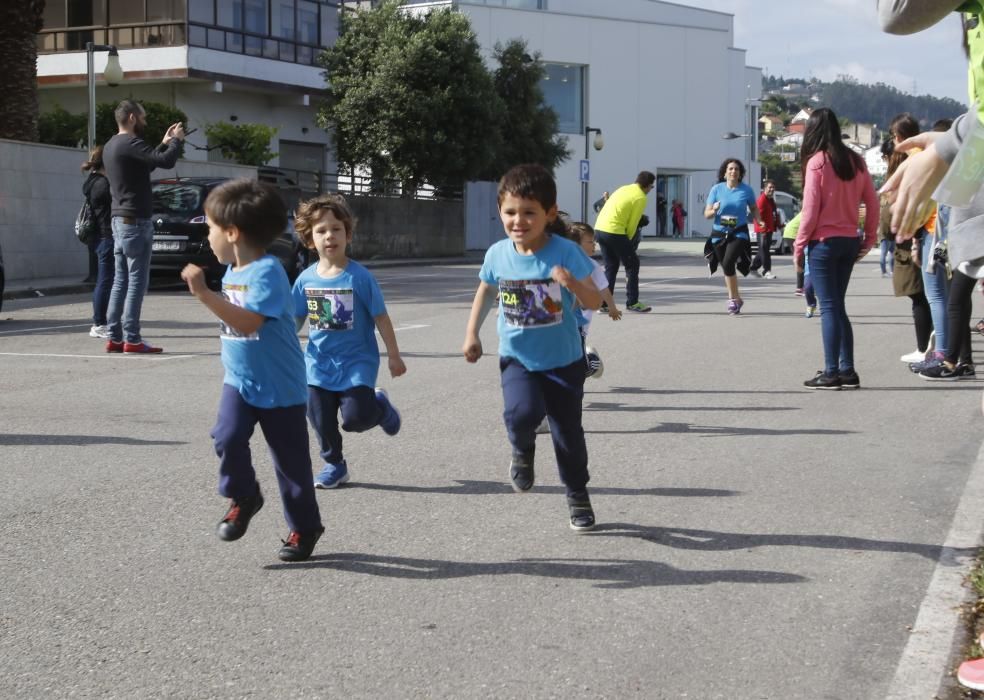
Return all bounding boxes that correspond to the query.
[462,164,603,532]
[180,179,323,562]
[291,194,406,490]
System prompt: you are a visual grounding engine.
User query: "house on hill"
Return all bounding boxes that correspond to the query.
[758,114,784,134]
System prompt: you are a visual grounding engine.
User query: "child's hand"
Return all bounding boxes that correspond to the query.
[551,265,574,288]
[608,306,622,321]
[388,355,407,378]
[181,264,208,296]
[463,335,483,363]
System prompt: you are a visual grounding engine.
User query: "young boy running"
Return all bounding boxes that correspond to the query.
[180,179,323,562]
[462,164,602,532]
[291,194,406,489]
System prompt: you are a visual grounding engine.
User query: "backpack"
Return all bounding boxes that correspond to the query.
[75,197,97,245]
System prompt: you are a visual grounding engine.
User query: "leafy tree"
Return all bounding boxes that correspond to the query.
[0,0,45,142]
[204,122,278,166]
[318,0,502,192]
[36,100,188,149]
[38,104,88,147]
[483,39,569,179]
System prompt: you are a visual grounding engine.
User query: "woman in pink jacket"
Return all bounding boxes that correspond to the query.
[794,108,880,390]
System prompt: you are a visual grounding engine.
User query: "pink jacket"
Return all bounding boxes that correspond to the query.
[793,152,879,260]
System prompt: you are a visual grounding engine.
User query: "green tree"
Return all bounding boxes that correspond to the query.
[38,104,88,147]
[318,0,502,192]
[204,122,278,166]
[483,39,569,179]
[36,100,187,150]
[0,0,45,142]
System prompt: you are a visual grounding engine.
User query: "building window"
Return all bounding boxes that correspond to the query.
[272,0,295,40]
[147,0,185,22]
[541,63,583,134]
[297,1,319,45]
[244,0,268,34]
[108,0,143,24]
[189,2,215,24]
[217,0,243,29]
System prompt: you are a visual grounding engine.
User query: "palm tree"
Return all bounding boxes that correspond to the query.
[0,1,46,142]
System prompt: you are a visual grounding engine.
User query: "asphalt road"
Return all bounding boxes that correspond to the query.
[1,248,982,699]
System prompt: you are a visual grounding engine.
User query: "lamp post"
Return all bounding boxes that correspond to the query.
[581,126,604,222]
[86,43,124,150]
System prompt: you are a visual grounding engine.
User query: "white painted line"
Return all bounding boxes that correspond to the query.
[0,323,90,335]
[0,351,199,362]
[393,324,430,332]
[885,437,984,699]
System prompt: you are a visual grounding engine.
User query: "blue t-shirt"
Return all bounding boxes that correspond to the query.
[292,260,387,391]
[708,182,756,239]
[479,235,594,371]
[218,255,307,408]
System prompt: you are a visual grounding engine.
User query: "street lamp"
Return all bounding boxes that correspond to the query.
[87,42,124,150]
[581,126,603,222]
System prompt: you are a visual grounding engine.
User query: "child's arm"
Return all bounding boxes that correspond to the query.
[552,266,601,310]
[374,313,407,377]
[181,264,264,336]
[599,288,622,320]
[463,281,495,363]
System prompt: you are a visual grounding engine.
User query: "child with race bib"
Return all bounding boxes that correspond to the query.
[462,164,603,532]
[291,194,406,490]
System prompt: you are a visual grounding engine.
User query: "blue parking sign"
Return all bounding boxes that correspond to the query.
[579,159,590,182]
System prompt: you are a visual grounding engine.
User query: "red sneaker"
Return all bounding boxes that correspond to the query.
[123,341,163,354]
[958,658,984,691]
[105,340,124,353]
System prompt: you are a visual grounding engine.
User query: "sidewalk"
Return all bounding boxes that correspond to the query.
[1,238,706,301]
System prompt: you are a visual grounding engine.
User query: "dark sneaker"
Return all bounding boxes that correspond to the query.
[509,449,535,492]
[375,388,402,436]
[838,370,860,389]
[626,301,652,313]
[216,487,264,541]
[314,460,349,489]
[106,340,124,353]
[599,302,609,314]
[955,363,977,379]
[803,371,841,390]
[585,346,604,379]
[567,490,596,533]
[919,362,960,381]
[278,526,325,562]
[909,354,944,374]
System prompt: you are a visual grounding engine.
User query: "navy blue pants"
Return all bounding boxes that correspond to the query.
[500,357,589,494]
[211,384,321,533]
[307,385,382,467]
[595,230,640,306]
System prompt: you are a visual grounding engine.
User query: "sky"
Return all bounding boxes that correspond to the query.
[679,0,970,106]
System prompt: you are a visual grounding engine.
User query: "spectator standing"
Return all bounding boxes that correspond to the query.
[750,179,781,278]
[81,146,114,339]
[671,199,687,238]
[103,99,185,354]
[593,171,655,313]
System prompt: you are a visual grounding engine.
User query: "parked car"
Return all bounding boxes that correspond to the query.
[150,177,302,287]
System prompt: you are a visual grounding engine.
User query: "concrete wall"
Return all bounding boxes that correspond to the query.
[347,196,464,259]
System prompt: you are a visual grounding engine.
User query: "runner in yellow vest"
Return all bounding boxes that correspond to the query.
[593,171,655,313]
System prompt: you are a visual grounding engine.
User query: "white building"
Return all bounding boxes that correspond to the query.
[408,0,763,239]
[35,1,340,177]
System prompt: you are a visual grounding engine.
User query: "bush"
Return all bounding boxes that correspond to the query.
[204,122,278,166]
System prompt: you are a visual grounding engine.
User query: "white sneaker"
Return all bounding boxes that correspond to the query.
[89,325,110,338]
[763,271,777,280]
[900,349,926,363]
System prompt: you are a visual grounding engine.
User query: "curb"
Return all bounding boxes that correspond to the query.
[3,283,94,301]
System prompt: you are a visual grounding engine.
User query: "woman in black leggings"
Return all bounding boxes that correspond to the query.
[919,268,976,379]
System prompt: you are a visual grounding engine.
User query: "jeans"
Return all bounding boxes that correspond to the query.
[808,236,860,375]
[879,239,895,275]
[921,233,949,355]
[106,217,154,344]
[752,232,773,273]
[595,230,640,306]
[210,384,321,534]
[90,236,115,326]
[500,357,589,495]
[306,384,383,466]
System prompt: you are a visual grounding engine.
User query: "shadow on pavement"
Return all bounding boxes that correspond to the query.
[588,523,969,562]
[350,479,737,498]
[0,433,186,446]
[264,552,805,589]
[585,401,799,413]
[584,422,856,437]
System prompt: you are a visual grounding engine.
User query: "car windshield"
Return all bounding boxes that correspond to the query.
[152,183,206,216]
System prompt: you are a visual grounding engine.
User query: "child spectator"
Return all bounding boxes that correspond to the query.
[571,222,622,377]
[291,194,406,490]
[462,164,603,532]
[180,178,323,562]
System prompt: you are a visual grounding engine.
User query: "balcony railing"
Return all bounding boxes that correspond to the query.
[38,22,186,53]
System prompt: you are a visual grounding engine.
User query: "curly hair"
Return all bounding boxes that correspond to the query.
[294,193,356,250]
[717,158,745,183]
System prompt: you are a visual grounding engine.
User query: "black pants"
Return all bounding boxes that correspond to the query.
[945,269,975,365]
[909,291,933,353]
[751,232,773,273]
[307,384,383,466]
[500,357,588,495]
[595,230,640,306]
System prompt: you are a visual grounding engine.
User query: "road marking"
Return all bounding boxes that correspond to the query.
[393,324,430,332]
[0,323,90,335]
[886,436,984,699]
[0,351,199,362]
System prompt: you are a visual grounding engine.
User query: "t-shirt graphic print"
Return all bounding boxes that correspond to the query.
[220,283,259,340]
[499,278,563,328]
[304,287,355,331]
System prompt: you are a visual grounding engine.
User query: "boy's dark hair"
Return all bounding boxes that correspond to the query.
[204,178,288,249]
[570,222,594,242]
[114,99,143,127]
[717,158,746,182]
[932,118,953,132]
[635,171,656,188]
[497,163,557,210]
[762,178,775,188]
[294,193,356,250]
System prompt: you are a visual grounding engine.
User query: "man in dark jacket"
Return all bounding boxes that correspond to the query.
[103,99,184,353]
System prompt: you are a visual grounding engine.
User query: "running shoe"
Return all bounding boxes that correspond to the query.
[803,371,841,390]
[919,362,960,381]
[567,490,596,533]
[899,349,926,363]
[727,298,739,315]
[89,325,110,338]
[838,370,861,389]
[763,271,777,280]
[509,450,535,492]
[585,346,604,379]
[625,301,652,313]
[315,461,349,489]
[805,306,816,318]
[958,658,984,691]
[278,526,325,562]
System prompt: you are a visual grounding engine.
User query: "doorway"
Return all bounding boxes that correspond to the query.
[657,174,690,238]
